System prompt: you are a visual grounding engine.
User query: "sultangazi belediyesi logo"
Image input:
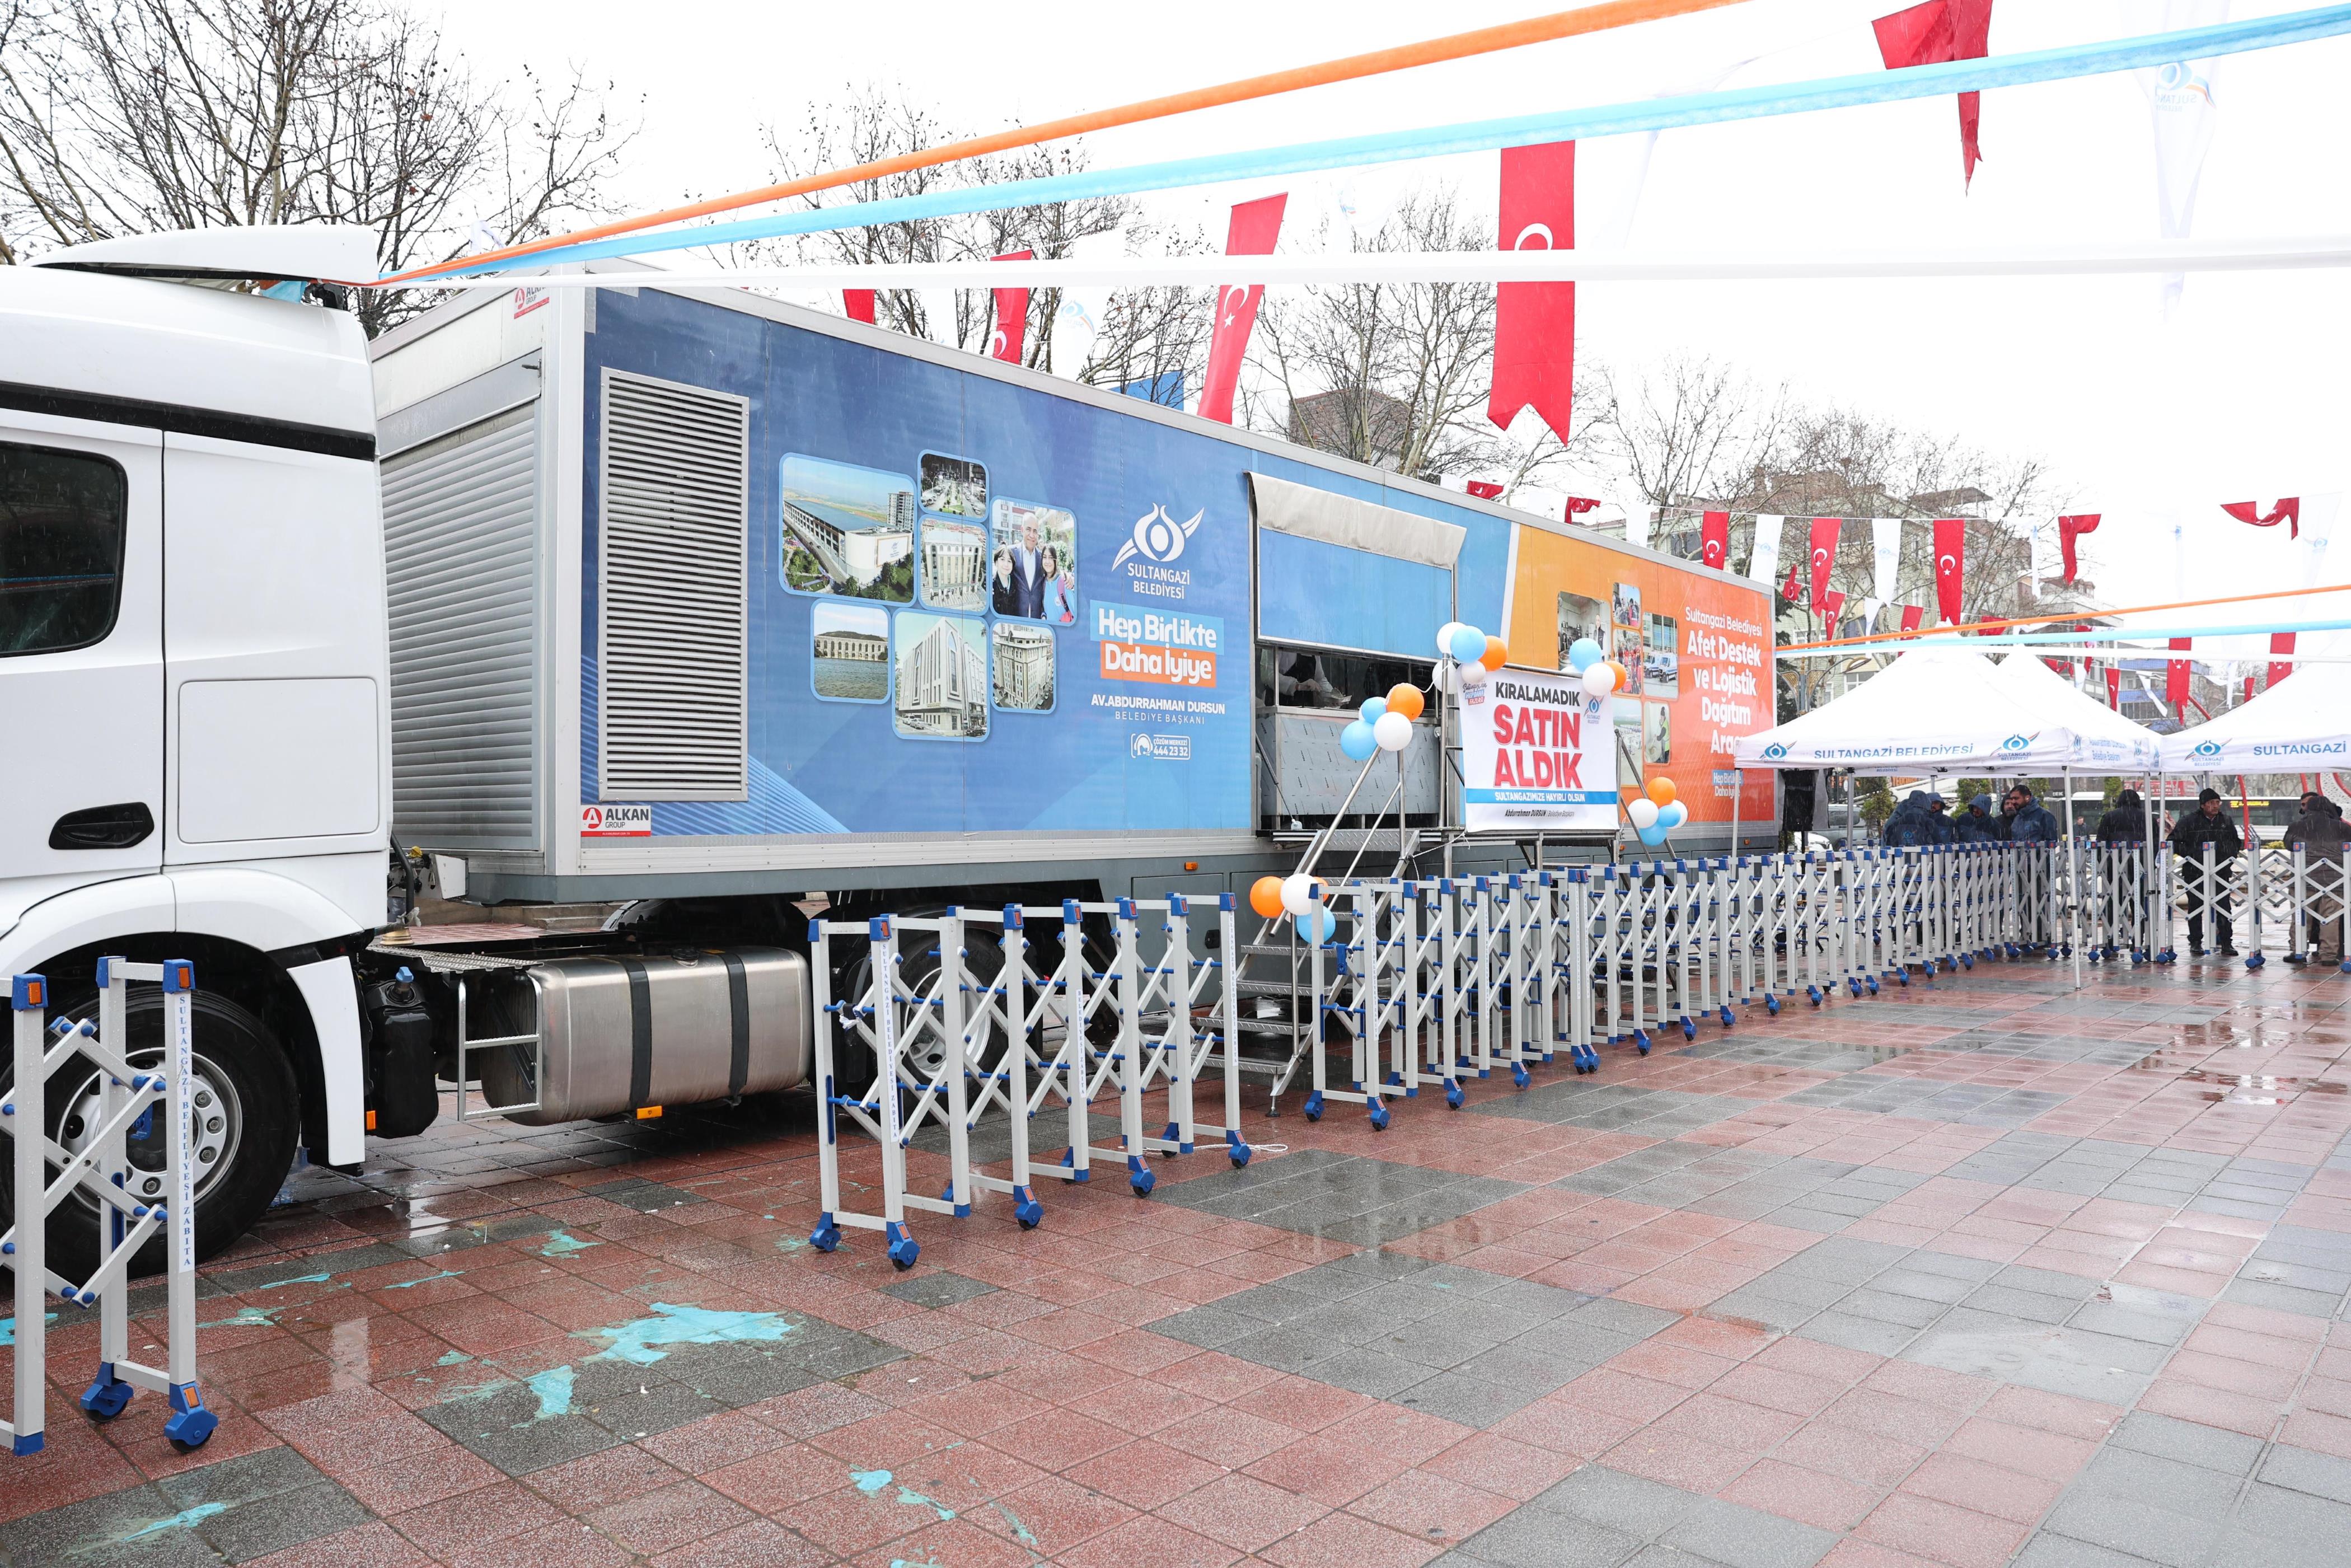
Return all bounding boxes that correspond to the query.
[1762,742,1789,760]
[1111,504,1202,570]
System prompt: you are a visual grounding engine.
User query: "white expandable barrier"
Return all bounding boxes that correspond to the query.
[4,960,216,1456]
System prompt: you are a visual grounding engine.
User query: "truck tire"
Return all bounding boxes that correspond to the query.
[829,924,1008,1099]
[1,989,299,1284]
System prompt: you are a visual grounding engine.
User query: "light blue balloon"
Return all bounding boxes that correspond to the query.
[1638,824,1669,846]
[1658,801,1689,829]
[1300,907,1334,943]
[1448,625,1488,664]
[1359,696,1388,724]
[1340,720,1379,761]
[1567,637,1603,672]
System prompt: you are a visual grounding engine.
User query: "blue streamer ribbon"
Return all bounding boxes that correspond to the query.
[424,6,2351,280]
[1833,616,2351,651]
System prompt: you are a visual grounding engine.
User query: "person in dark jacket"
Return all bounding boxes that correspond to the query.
[2096,788,2147,845]
[1999,785,2062,844]
[1954,793,1998,844]
[1881,790,1932,847]
[1922,795,1955,845]
[2170,787,2244,956]
[2283,793,2349,963]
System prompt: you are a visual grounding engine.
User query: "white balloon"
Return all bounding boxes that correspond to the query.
[1436,621,1468,658]
[1280,872,1322,918]
[1373,712,1413,752]
[1581,663,1618,698]
[1627,798,1660,829]
[1456,658,1488,687]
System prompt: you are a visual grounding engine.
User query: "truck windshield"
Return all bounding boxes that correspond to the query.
[0,443,127,657]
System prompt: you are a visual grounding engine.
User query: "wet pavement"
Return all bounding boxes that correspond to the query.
[7,954,2351,1567]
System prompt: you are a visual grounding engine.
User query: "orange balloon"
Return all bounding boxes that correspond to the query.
[1249,876,1285,920]
[1603,660,1627,690]
[1481,636,1509,671]
[1385,684,1426,720]
[1645,776,1678,807]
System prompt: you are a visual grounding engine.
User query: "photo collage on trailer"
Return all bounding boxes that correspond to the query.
[785,451,1078,742]
[1558,581,1680,770]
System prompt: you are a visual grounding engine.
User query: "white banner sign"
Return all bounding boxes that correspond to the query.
[1462,667,1618,833]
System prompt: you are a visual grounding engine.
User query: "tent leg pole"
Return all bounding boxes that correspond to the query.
[2064,769,2081,989]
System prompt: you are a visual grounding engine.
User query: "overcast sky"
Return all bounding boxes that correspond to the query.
[419,0,2351,662]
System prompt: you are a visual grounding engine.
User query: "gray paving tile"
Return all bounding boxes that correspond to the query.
[2258,1442,2351,1506]
[1657,1498,1836,1568]
[2013,1536,2165,1568]
[1459,1509,1646,1568]
[1396,1371,1546,1427]
[2041,1490,2224,1568]
[1900,1311,2163,1403]
[1152,1148,1528,1246]
[1535,1465,1708,1538]
[2108,1411,2266,1477]
[880,1269,998,1308]
[2078,1446,2247,1516]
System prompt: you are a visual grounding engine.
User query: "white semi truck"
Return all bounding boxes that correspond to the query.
[0,228,1773,1271]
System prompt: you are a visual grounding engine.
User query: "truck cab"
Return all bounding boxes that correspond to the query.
[1,228,391,1272]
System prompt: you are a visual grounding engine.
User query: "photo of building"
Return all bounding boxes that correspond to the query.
[1644,611,1679,699]
[919,517,987,611]
[811,601,889,701]
[779,453,915,601]
[894,612,989,738]
[992,621,1055,711]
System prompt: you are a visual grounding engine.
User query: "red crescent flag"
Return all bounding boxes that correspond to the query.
[1900,603,1924,633]
[2057,513,2099,583]
[1565,496,1602,515]
[1872,0,1995,188]
[1199,194,1287,424]
[1932,518,1966,624]
[2221,498,2301,539]
[1808,517,1840,608]
[1819,588,1848,623]
[2166,637,2191,709]
[1465,481,1505,500]
[1782,559,1806,603]
[990,250,1032,364]
[1490,141,1577,441]
[2105,666,2122,710]
[1701,511,1731,570]
[2269,631,2297,690]
[844,289,877,324]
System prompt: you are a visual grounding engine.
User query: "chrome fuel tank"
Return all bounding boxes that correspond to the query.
[478,947,809,1124]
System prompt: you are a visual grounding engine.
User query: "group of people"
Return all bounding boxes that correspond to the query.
[1880,783,2349,961]
[990,519,1076,624]
[1880,785,2061,847]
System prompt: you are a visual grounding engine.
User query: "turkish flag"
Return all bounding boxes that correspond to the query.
[2269,631,2296,690]
[1808,517,1840,608]
[990,250,1032,364]
[1701,511,1731,570]
[1782,560,1806,603]
[1565,495,1602,514]
[2105,666,2121,710]
[2166,637,2191,709]
[1932,518,1966,624]
[2222,497,2301,539]
[2057,513,2099,583]
[1490,141,1577,441]
[844,289,877,324]
[1819,588,1848,623]
[1465,481,1504,500]
[1199,194,1287,424]
[1873,0,1994,188]
[1900,603,1924,633]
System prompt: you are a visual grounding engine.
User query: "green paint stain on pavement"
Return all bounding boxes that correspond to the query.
[257,1271,332,1289]
[0,1313,56,1346]
[990,1501,1039,1546]
[523,1364,574,1421]
[538,1229,601,1258]
[436,1350,472,1366]
[895,1485,954,1521]
[195,1306,279,1329]
[118,1503,226,1542]
[382,1270,461,1290]
[851,1468,892,1493]
[583,1303,794,1366]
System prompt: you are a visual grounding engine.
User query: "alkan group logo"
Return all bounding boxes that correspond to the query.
[1111,503,1202,602]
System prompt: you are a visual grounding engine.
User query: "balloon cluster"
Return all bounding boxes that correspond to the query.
[1434,621,1509,690]
[1624,775,1687,846]
[1563,636,1625,700]
[1247,872,1333,942]
[1340,682,1426,761]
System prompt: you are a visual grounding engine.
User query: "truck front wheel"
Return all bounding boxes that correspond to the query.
[1,989,299,1283]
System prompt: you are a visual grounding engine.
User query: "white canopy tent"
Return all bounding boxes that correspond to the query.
[1992,653,2162,774]
[1734,647,2080,776]
[2157,657,2351,774]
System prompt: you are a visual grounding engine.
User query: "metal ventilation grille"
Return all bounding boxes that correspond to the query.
[382,404,540,846]
[598,370,750,801]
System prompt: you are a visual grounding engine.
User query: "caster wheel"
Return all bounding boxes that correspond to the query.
[1719,1007,1735,1029]
[1807,988,1822,1008]
[79,1377,133,1422]
[1303,1092,1324,1122]
[163,1390,216,1452]
[1511,1064,1530,1089]
[1446,1082,1465,1108]
[1368,1103,1391,1131]
[1765,995,1781,1016]
[1633,1031,1652,1056]
[2247,954,2265,971]
[1130,1167,1158,1197]
[1015,1201,1043,1229]
[1681,1019,1696,1042]
[1866,978,1880,995]
[1895,971,1909,986]
[809,1223,841,1253]
[887,1239,920,1270]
